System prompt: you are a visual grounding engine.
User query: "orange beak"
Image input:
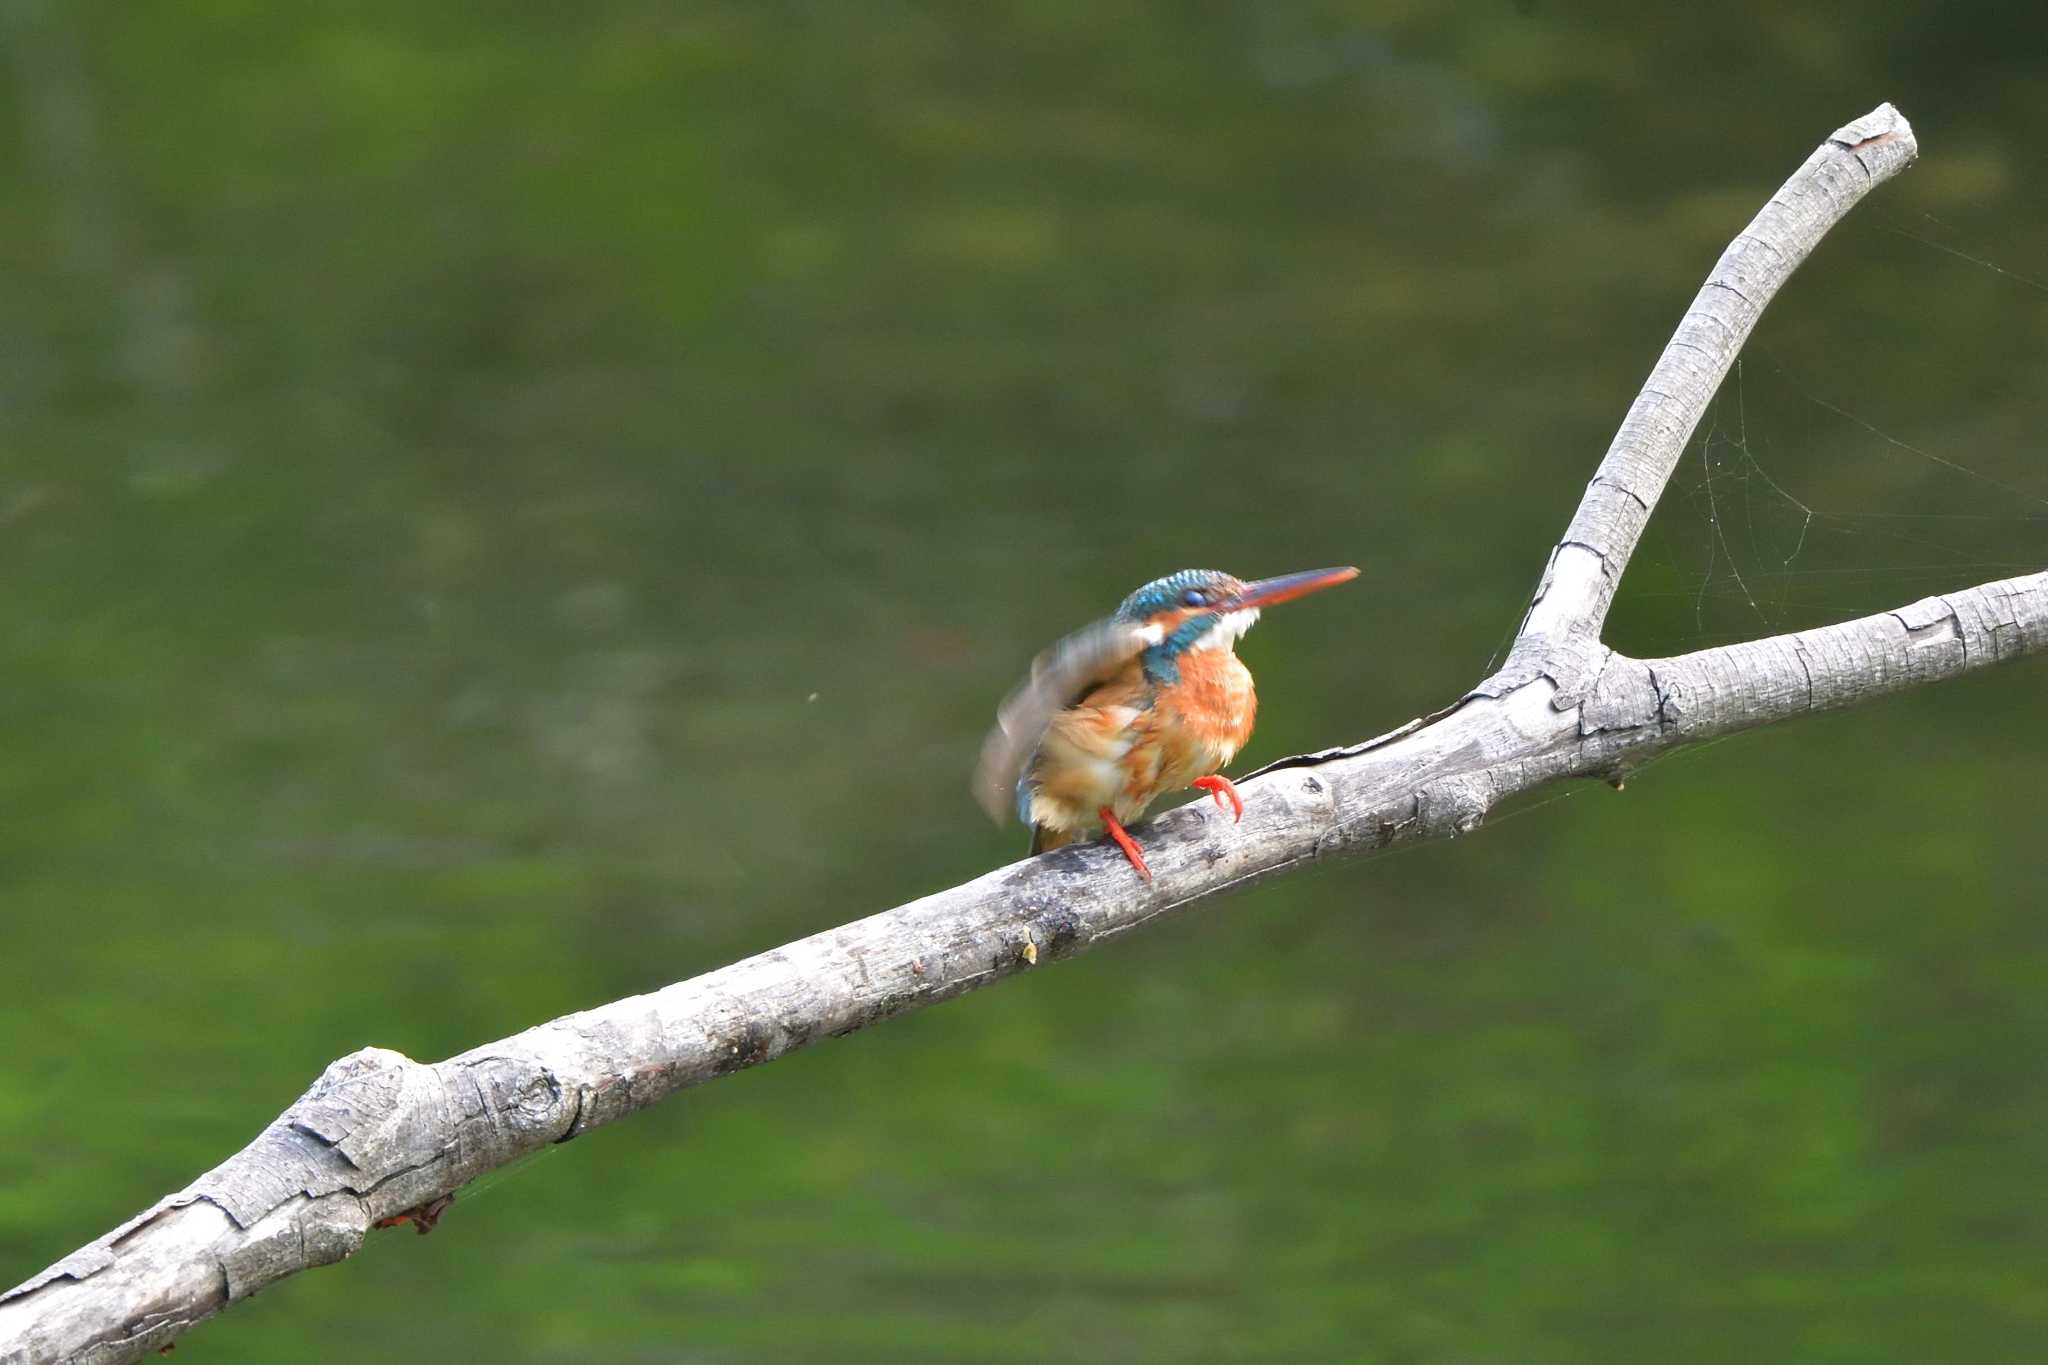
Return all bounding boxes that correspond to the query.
[1227,565,1360,611]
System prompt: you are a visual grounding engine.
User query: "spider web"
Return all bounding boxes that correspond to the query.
[1475,213,2047,829]
[1610,214,2048,657]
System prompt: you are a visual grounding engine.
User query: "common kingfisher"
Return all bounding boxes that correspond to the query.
[973,566,1359,880]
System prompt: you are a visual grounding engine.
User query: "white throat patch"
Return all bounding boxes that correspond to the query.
[1191,608,1260,651]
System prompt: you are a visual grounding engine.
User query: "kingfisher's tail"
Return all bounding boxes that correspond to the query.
[1030,824,1078,856]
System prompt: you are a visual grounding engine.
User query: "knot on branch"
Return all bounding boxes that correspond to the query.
[191,1047,455,1299]
[290,1046,445,1175]
[155,1047,447,1271]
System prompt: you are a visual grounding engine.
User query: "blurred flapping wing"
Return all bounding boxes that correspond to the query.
[971,616,1151,825]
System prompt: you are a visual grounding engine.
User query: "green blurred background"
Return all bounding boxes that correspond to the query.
[4,2,2047,1360]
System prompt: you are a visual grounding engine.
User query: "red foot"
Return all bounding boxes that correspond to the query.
[1097,805,1153,881]
[1190,774,1244,822]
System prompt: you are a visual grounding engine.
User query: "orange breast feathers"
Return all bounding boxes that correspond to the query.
[1156,648,1258,775]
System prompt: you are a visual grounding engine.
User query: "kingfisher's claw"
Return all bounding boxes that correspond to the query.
[1097,805,1153,880]
[1191,775,1244,823]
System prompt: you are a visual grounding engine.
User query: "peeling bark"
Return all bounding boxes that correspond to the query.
[6,102,2042,1365]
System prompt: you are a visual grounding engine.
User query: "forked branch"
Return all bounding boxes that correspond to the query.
[1519,103,1919,648]
[6,103,2043,1365]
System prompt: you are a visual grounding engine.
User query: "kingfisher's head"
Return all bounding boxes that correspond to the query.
[1114,565,1358,678]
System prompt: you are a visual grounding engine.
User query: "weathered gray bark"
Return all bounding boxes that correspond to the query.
[4,102,2040,1365]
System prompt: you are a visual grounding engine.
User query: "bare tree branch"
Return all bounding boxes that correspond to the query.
[5,102,2040,1365]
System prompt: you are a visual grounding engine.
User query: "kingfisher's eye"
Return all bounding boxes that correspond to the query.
[1181,588,1208,607]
